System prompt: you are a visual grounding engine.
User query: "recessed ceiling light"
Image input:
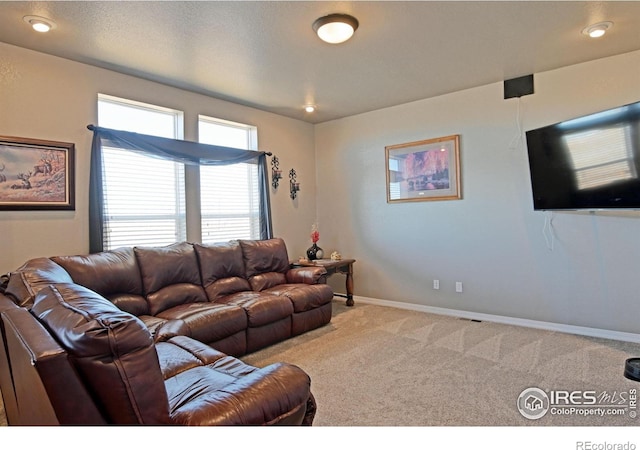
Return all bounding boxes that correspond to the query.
[582,21,613,38]
[304,105,316,113]
[313,14,359,44]
[23,15,57,33]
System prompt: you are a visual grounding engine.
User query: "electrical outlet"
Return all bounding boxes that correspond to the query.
[433,279,440,290]
[455,282,463,293]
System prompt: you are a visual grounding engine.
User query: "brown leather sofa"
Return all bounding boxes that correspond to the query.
[0,238,332,425]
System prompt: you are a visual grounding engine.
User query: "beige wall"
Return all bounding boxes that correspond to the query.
[3,41,640,336]
[316,50,640,334]
[0,43,317,273]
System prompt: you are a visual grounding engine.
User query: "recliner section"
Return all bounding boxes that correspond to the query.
[1,283,313,425]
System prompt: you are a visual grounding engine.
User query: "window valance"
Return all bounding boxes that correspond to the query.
[87,125,270,165]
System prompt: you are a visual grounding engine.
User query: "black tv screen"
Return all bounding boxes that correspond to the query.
[525,100,640,210]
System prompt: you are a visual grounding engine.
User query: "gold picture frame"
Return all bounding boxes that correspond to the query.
[0,135,75,210]
[385,134,461,203]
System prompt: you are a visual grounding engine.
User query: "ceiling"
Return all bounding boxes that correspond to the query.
[1,1,640,124]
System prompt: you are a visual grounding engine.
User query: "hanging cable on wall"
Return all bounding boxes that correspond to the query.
[508,97,525,151]
[542,210,555,251]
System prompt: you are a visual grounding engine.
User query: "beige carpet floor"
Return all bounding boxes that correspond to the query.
[243,301,640,426]
[2,300,639,427]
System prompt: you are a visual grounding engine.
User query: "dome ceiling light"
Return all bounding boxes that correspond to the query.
[23,15,57,33]
[312,13,359,44]
[582,21,613,38]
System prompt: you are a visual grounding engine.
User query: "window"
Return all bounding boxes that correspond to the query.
[93,96,270,252]
[97,94,186,249]
[198,116,260,244]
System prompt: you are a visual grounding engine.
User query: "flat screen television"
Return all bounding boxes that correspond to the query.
[525,100,640,211]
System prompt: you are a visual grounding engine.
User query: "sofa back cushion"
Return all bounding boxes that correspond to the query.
[52,248,148,316]
[31,283,170,424]
[134,242,207,315]
[239,238,290,291]
[194,241,251,301]
[4,258,73,308]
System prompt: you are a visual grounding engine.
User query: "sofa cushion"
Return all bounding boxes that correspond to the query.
[155,302,247,346]
[31,283,171,425]
[4,258,73,308]
[135,242,208,315]
[239,238,290,276]
[247,272,287,292]
[52,247,148,316]
[239,238,290,291]
[147,283,209,316]
[157,336,312,425]
[218,291,294,327]
[194,241,251,301]
[263,284,334,313]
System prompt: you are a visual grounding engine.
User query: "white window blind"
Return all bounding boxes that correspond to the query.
[200,164,259,243]
[198,116,260,244]
[98,95,186,249]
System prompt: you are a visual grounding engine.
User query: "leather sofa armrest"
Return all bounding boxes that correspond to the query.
[169,360,312,425]
[286,266,327,284]
[1,307,106,425]
[154,319,190,342]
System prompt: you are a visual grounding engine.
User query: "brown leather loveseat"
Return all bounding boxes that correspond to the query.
[0,237,332,425]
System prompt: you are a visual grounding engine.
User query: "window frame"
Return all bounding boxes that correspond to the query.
[91,95,271,252]
[198,115,262,244]
[97,94,187,250]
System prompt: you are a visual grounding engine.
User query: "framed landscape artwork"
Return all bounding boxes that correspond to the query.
[385,134,461,203]
[0,135,75,210]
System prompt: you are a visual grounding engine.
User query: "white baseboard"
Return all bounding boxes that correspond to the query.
[340,295,640,344]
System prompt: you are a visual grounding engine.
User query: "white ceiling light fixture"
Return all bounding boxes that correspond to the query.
[582,21,613,38]
[313,13,359,44]
[23,15,57,33]
[304,105,316,113]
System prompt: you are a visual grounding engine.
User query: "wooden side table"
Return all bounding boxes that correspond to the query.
[292,259,356,306]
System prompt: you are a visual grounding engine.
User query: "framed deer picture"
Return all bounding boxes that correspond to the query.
[0,136,75,210]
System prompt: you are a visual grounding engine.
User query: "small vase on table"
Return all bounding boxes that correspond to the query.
[306,243,324,261]
[307,224,324,260]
